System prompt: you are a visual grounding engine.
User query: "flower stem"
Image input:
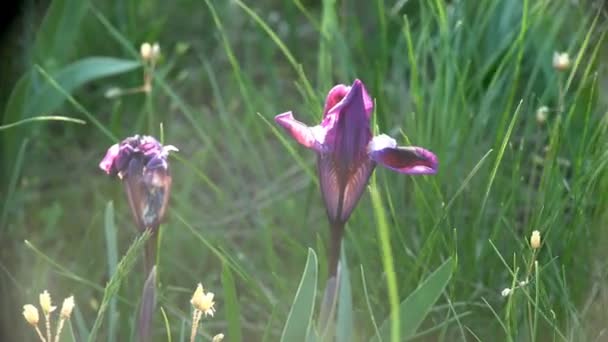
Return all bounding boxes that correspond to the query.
[328,221,345,277]
[190,309,202,342]
[54,318,65,342]
[34,325,47,342]
[45,313,52,342]
[144,231,158,277]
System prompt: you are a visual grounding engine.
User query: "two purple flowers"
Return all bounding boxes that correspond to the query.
[99,79,437,275]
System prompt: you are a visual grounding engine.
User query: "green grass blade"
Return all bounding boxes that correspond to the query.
[87,231,151,342]
[222,263,243,342]
[103,201,119,342]
[370,183,400,342]
[280,248,318,342]
[0,116,85,131]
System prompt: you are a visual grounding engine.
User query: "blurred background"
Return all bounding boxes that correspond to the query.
[1,0,607,340]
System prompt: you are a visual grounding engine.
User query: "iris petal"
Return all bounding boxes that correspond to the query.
[275,111,325,151]
[318,154,375,224]
[371,146,438,174]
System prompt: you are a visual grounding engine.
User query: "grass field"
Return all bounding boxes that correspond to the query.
[1,0,608,341]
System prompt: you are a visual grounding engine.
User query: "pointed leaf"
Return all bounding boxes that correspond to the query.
[280,248,318,342]
[222,263,243,342]
[372,258,454,342]
[336,247,353,342]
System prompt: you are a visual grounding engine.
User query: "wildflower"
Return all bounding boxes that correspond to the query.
[23,305,39,326]
[501,288,512,297]
[99,135,178,232]
[39,290,56,315]
[536,106,548,125]
[275,79,437,275]
[530,230,541,249]
[59,296,74,320]
[276,79,437,224]
[55,296,76,342]
[191,283,216,317]
[553,52,571,72]
[140,42,153,61]
[23,304,46,342]
[190,283,217,342]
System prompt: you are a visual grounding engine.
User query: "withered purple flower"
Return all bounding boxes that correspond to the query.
[275,79,438,275]
[100,135,178,233]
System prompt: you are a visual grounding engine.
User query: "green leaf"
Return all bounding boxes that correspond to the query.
[336,247,353,342]
[222,263,243,342]
[103,202,118,342]
[87,231,151,342]
[33,0,89,65]
[25,57,141,117]
[281,248,318,342]
[372,258,454,342]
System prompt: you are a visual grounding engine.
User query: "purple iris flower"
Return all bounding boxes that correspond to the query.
[100,135,178,232]
[275,79,438,226]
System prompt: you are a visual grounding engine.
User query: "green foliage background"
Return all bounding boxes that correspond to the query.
[1,0,607,340]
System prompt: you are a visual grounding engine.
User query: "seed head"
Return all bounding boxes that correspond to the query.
[22,304,39,325]
[151,43,161,60]
[553,52,571,72]
[536,106,549,125]
[60,296,75,319]
[39,290,56,315]
[191,283,216,317]
[530,230,541,249]
[140,42,153,61]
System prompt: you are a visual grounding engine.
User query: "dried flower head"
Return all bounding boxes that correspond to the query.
[212,333,225,342]
[60,296,75,319]
[140,42,153,61]
[39,290,56,315]
[99,135,178,232]
[191,283,216,317]
[22,304,39,326]
[530,230,541,249]
[553,52,571,72]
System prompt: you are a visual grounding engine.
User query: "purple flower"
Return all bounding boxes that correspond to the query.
[100,135,178,232]
[275,79,438,225]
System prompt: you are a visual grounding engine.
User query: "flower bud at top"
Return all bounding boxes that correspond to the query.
[99,135,178,232]
[553,52,571,72]
[39,290,56,315]
[60,296,75,319]
[22,304,39,325]
[530,230,541,249]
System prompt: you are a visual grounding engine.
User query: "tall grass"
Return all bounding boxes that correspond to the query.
[1,0,607,341]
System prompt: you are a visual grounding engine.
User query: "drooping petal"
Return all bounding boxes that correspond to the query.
[99,143,120,174]
[371,144,438,174]
[318,154,375,224]
[275,111,325,151]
